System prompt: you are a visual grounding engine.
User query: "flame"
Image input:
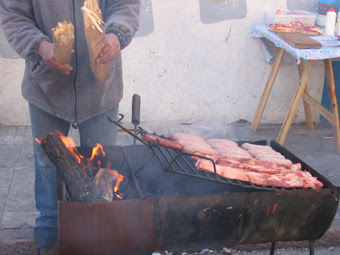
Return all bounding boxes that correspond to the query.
[34,138,41,144]
[57,133,124,199]
[115,193,123,199]
[89,143,105,160]
[59,134,84,164]
[110,170,124,192]
[107,163,124,199]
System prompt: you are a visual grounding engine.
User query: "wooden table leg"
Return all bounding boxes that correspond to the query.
[276,60,315,145]
[324,59,340,154]
[298,60,314,131]
[251,48,285,132]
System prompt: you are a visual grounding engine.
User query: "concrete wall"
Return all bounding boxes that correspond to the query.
[0,0,324,126]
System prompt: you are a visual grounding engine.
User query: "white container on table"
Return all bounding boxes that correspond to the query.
[265,10,316,25]
[325,8,336,35]
[337,9,340,36]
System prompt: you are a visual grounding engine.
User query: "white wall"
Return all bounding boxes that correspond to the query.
[0,0,325,126]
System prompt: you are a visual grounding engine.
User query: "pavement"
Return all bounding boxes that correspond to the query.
[0,120,339,255]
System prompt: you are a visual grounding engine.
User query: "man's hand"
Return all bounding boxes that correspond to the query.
[96,33,121,64]
[37,41,74,75]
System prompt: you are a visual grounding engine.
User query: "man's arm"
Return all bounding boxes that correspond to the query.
[0,0,49,62]
[103,0,141,50]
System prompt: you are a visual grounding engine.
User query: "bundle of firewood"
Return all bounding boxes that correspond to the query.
[52,21,74,64]
[82,0,111,85]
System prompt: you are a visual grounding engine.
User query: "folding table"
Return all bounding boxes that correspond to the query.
[251,24,340,154]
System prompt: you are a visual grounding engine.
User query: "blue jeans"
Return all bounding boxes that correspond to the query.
[29,104,119,228]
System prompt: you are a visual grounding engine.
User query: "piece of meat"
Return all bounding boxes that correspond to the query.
[191,151,221,162]
[191,143,323,190]
[241,143,273,151]
[246,164,282,174]
[265,175,292,188]
[255,157,293,167]
[182,145,218,155]
[196,159,249,182]
[171,133,206,143]
[247,148,277,157]
[142,133,183,151]
[291,163,302,171]
[282,175,305,189]
[255,153,286,160]
[206,139,239,148]
[215,147,252,156]
[218,152,253,161]
[246,171,269,186]
[302,177,324,189]
[195,158,222,175]
[216,157,244,166]
[246,158,290,170]
[176,139,213,149]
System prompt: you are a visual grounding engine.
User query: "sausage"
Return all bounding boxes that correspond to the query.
[241,143,273,151]
[171,132,206,143]
[206,139,238,148]
[214,146,252,157]
[177,139,213,150]
[142,133,183,151]
[182,145,218,155]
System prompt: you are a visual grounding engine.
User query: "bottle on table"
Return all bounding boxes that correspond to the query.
[337,9,340,36]
[325,8,336,35]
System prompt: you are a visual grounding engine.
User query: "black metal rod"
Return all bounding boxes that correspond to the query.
[106,116,149,147]
[270,242,276,255]
[129,167,144,199]
[309,240,315,255]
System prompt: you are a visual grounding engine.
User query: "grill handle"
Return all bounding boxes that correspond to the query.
[132,94,141,126]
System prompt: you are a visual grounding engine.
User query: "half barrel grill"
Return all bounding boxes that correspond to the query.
[56,96,339,255]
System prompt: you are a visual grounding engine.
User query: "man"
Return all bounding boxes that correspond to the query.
[0,0,140,249]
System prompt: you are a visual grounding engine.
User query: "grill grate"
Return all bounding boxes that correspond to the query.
[148,143,286,191]
[106,117,326,192]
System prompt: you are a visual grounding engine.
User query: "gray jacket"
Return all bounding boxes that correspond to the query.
[0,0,140,124]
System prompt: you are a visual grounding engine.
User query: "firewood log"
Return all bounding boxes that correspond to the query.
[52,21,74,64]
[93,168,117,202]
[82,0,111,85]
[41,132,106,203]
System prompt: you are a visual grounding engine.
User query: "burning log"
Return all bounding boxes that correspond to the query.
[41,132,107,203]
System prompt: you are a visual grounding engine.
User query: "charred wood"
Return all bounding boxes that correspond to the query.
[41,132,106,203]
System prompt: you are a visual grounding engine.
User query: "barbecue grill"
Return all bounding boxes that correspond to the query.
[57,96,339,255]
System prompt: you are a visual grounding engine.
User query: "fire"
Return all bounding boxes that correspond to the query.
[107,163,124,199]
[89,143,105,169]
[59,133,84,165]
[57,133,124,200]
[90,143,105,159]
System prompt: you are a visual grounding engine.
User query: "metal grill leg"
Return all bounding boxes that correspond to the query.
[270,242,276,255]
[309,240,315,255]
